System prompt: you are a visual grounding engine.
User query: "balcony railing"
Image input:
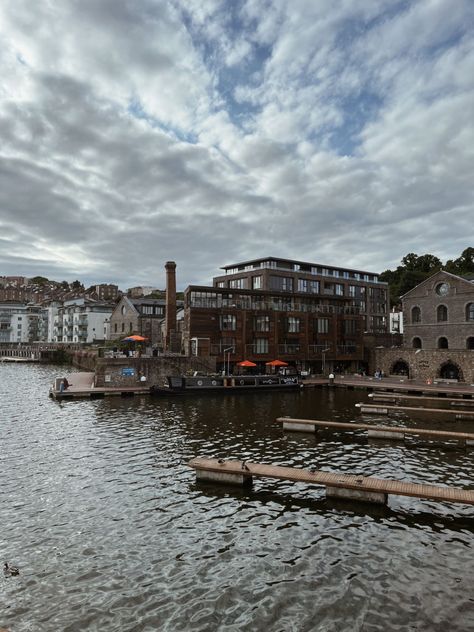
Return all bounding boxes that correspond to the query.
[278,343,301,354]
[189,298,361,315]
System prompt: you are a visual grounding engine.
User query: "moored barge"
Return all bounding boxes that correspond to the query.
[151,374,301,395]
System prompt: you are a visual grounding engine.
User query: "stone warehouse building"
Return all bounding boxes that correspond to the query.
[375,271,474,382]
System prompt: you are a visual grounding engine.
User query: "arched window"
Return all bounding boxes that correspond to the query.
[438,337,448,349]
[437,305,448,322]
[411,306,421,323]
[467,337,474,350]
[466,303,474,321]
[413,337,422,349]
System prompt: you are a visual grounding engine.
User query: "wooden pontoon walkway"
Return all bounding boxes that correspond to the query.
[356,402,474,418]
[303,376,474,399]
[369,392,474,406]
[188,457,474,507]
[277,417,474,445]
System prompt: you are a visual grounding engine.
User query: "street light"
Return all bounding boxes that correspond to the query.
[322,347,330,375]
[223,346,234,376]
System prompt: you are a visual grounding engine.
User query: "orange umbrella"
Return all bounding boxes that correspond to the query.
[237,360,257,367]
[265,359,288,367]
[122,335,148,342]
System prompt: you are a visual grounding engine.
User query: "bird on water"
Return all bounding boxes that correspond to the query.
[4,562,19,576]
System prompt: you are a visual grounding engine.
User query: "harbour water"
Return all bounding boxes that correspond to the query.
[2,363,474,631]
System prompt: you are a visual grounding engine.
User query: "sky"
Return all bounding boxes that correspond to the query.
[0,0,473,291]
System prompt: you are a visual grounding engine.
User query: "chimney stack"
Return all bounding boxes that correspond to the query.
[165,261,177,352]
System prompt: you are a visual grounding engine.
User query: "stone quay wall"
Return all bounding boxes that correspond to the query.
[375,348,474,383]
[94,355,217,388]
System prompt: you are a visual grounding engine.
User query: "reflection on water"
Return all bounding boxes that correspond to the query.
[1,363,474,631]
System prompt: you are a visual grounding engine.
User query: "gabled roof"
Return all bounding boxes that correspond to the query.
[400,269,474,299]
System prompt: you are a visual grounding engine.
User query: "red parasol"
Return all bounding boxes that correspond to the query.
[265,359,288,367]
[237,360,257,367]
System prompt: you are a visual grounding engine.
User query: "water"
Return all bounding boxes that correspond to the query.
[2,363,474,631]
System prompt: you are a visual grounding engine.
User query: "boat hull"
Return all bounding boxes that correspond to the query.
[150,374,301,395]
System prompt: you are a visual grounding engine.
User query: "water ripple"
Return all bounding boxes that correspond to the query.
[1,364,474,631]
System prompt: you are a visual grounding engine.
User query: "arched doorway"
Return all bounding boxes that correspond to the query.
[391,360,410,377]
[439,362,463,381]
[412,337,422,349]
[467,337,474,350]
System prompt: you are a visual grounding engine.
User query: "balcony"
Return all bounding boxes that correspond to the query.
[278,343,301,354]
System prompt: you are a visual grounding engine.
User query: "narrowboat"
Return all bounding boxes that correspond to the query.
[150,374,301,394]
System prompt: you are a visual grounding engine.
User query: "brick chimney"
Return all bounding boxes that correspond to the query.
[165,261,177,351]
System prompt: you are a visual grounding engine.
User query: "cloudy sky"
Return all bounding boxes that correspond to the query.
[0,0,473,290]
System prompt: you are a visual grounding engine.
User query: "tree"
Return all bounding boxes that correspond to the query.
[445,247,474,275]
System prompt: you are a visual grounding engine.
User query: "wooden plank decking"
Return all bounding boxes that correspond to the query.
[188,457,474,506]
[356,402,474,418]
[277,417,474,443]
[369,392,474,406]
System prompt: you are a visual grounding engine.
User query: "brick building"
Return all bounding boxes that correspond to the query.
[213,257,388,334]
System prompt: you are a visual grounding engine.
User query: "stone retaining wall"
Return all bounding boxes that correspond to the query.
[375,348,474,383]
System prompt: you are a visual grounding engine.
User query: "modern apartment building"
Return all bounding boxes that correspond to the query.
[53,298,113,343]
[0,302,43,343]
[213,257,388,334]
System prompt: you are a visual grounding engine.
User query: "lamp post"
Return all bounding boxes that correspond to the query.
[322,347,330,375]
[223,346,234,376]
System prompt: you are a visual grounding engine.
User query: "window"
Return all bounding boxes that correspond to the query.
[411,306,421,323]
[229,278,246,289]
[316,318,329,334]
[287,317,300,333]
[220,314,236,331]
[252,276,262,290]
[121,323,125,332]
[437,305,448,322]
[270,275,293,292]
[466,303,474,321]
[114,323,118,333]
[309,280,320,294]
[217,281,226,288]
[298,278,308,292]
[344,320,357,335]
[467,337,474,350]
[142,305,154,315]
[438,337,448,349]
[335,284,344,296]
[349,285,356,297]
[255,316,270,332]
[254,338,268,354]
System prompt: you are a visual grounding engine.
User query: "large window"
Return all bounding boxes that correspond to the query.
[252,276,262,290]
[287,317,301,333]
[335,284,344,296]
[466,303,474,321]
[344,319,357,335]
[254,315,270,332]
[270,275,293,292]
[315,318,329,334]
[229,278,246,289]
[437,305,448,322]
[411,306,421,323]
[254,338,268,354]
[220,314,236,331]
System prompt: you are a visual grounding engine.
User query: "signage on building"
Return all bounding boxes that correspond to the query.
[122,367,135,376]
